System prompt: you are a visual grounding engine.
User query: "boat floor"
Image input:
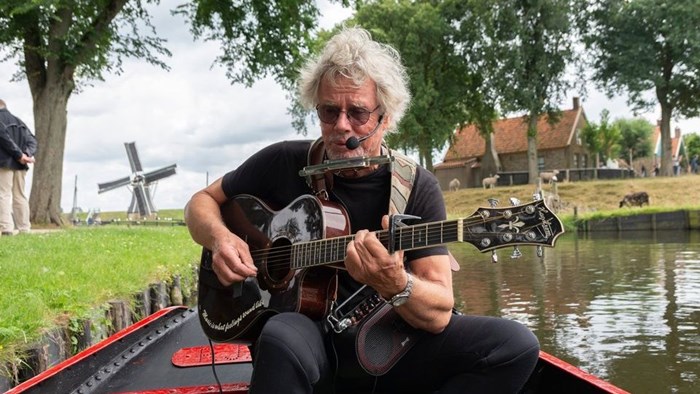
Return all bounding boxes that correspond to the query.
[8,306,628,394]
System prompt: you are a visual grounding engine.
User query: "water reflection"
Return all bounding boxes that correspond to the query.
[449,230,700,393]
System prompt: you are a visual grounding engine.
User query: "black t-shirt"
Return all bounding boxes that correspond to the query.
[221,139,448,302]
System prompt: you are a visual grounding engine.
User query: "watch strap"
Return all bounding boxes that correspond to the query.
[388,272,413,306]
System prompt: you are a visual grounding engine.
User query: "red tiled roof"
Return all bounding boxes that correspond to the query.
[433,157,478,170]
[443,107,586,162]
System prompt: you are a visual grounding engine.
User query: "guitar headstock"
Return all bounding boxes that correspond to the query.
[462,198,564,256]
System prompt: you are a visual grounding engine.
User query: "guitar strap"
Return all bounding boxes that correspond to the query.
[306,137,334,201]
[305,137,421,376]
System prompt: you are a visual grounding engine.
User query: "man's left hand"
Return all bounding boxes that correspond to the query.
[345,215,408,299]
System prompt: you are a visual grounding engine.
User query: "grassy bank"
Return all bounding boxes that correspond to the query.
[443,175,700,229]
[0,226,201,366]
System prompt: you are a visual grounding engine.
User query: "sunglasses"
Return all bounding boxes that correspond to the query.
[316,104,381,126]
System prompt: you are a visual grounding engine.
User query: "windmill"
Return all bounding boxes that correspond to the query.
[98,142,177,219]
[70,175,82,224]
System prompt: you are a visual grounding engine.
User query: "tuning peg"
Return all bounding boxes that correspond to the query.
[536,246,543,257]
[491,250,498,263]
[487,198,499,207]
[509,197,521,206]
[510,246,522,259]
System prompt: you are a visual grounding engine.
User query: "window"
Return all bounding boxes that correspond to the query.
[538,157,545,171]
[573,154,579,168]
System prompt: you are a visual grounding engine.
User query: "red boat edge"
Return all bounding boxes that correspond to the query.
[5,306,630,394]
[535,351,629,394]
[5,307,182,394]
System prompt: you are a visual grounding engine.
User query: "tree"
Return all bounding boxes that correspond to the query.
[0,0,322,225]
[614,117,653,165]
[580,0,700,177]
[580,109,621,168]
[465,0,579,184]
[350,0,474,171]
[443,0,503,178]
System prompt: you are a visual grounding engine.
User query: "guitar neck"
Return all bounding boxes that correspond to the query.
[290,219,461,270]
[291,198,562,269]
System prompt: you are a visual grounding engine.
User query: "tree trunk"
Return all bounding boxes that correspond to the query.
[527,115,539,184]
[629,149,633,170]
[659,104,674,177]
[481,132,498,177]
[29,83,71,226]
[420,144,434,172]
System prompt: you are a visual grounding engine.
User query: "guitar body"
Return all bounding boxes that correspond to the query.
[198,194,351,343]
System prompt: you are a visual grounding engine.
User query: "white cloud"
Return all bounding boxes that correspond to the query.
[1,2,698,214]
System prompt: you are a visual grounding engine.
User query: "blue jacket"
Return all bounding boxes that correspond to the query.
[0,107,38,171]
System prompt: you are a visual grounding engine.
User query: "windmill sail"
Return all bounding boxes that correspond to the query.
[125,142,144,173]
[144,164,177,183]
[98,176,131,194]
[131,182,154,218]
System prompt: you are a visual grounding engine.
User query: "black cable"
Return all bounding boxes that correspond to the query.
[330,328,379,394]
[208,338,224,394]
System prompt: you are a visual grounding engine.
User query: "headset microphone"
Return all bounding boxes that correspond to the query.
[345,115,384,150]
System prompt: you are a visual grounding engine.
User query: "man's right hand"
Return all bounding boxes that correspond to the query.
[185,178,258,286]
[210,231,258,286]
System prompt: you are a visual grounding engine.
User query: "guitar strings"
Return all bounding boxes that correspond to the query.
[253,221,546,270]
[243,212,552,270]
[250,216,546,269]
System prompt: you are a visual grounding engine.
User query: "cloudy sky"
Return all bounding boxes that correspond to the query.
[1,1,698,214]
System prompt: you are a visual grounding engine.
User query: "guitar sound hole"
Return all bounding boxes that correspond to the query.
[267,237,293,282]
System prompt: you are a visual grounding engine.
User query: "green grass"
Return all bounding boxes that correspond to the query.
[0,226,201,364]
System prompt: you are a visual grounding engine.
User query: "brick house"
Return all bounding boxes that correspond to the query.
[434,97,592,189]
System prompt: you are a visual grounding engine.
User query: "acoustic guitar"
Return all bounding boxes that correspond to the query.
[198,194,564,343]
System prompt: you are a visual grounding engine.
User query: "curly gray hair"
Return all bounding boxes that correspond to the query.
[298,27,411,131]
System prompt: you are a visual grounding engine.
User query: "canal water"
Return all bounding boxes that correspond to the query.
[449,230,699,393]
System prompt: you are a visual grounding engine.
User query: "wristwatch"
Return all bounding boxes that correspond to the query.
[387,272,413,307]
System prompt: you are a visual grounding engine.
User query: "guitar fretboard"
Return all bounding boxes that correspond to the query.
[290,219,463,269]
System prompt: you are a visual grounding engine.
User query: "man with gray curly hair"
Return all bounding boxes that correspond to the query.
[298,27,411,136]
[186,27,539,393]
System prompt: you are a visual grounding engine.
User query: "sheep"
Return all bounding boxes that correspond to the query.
[619,191,650,208]
[448,178,461,192]
[482,174,500,189]
[539,170,560,184]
